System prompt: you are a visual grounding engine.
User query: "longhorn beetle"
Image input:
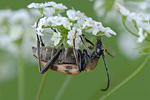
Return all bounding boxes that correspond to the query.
[32,20,113,91]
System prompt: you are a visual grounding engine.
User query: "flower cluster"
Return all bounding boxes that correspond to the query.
[28,1,116,49]
[116,2,150,43]
[0,8,41,82]
[0,8,41,55]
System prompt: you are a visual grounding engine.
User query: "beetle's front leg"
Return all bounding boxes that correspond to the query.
[40,49,62,74]
[36,34,42,72]
[39,36,45,47]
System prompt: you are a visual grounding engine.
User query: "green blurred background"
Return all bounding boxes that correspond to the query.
[0,0,150,100]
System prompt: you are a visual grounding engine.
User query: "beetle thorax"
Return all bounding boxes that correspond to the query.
[83,57,99,72]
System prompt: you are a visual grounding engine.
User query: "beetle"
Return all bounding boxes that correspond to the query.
[32,31,112,91]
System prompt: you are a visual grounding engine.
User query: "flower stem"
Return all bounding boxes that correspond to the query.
[99,55,150,100]
[36,71,48,100]
[54,75,72,100]
[18,49,25,100]
[122,16,139,37]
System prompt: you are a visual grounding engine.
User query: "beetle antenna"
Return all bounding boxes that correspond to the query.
[101,51,110,91]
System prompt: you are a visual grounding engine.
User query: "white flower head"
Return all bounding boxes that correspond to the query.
[0,9,12,24]
[27,3,45,8]
[85,21,103,35]
[28,2,67,11]
[63,22,72,30]
[52,3,67,10]
[104,27,117,37]
[115,3,130,16]
[44,1,57,7]
[48,16,69,26]
[67,10,79,21]
[137,27,147,43]
[8,9,30,26]
[51,31,62,46]
[28,1,116,48]
[67,27,82,49]
[43,7,55,17]
[35,17,48,36]
[8,25,23,41]
[116,3,150,43]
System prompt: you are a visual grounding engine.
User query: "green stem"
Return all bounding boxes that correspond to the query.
[18,49,24,100]
[122,16,139,37]
[54,75,72,100]
[36,71,48,100]
[99,55,150,100]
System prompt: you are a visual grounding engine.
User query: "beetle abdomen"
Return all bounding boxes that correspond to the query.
[32,46,80,75]
[51,64,80,75]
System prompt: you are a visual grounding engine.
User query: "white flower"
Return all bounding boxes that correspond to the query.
[44,1,57,7]
[137,27,147,43]
[63,22,72,30]
[116,3,150,43]
[67,10,79,21]
[83,17,93,28]
[43,7,55,17]
[0,9,12,24]
[9,26,23,41]
[27,3,45,8]
[103,27,117,37]
[47,16,69,26]
[8,9,30,26]
[36,17,47,36]
[51,31,62,46]
[115,3,130,16]
[127,12,137,21]
[52,3,67,10]
[67,27,81,49]
[85,21,103,35]
[67,27,76,41]
[28,2,67,11]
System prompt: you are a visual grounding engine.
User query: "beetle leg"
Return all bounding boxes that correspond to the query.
[40,36,45,47]
[81,34,94,50]
[73,31,82,72]
[73,31,78,64]
[77,50,83,72]
[35,17,45,72]
[82,34,94,46]
[40,49,62,74]
[79,35,91,56]
[36,34,42,72]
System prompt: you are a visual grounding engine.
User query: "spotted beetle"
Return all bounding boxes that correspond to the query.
[32,32,113,91]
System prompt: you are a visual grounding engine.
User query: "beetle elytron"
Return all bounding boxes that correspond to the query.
[32,22,112,91]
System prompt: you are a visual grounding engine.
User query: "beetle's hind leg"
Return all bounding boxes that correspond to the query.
[40,49,62,74]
